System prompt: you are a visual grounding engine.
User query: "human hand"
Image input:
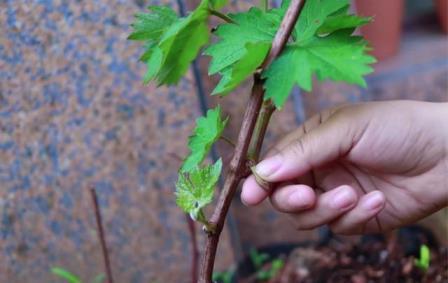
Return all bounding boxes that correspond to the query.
[241,101,448,234]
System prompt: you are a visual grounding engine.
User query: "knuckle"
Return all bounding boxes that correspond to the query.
[303,119,313,134]
[290,138,306,157]
[319,109,336,124]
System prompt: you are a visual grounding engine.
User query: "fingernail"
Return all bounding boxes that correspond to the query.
[363,191,384,211]
[331,187,357,210]
[255,155,282,178]
[288,191,312,209]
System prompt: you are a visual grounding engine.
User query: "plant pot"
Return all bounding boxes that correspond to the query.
[224,225,446,283]
[435,0,448,34]
[354,0,404,61]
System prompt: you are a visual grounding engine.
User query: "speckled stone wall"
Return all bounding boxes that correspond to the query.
[1,0,447,282]
[0,1,238,282]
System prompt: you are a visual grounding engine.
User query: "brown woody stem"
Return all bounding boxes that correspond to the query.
[200,77,265,282]
[247,100,276,163]
[90,187,114,283]
[199,1,305,282]
[186,215,199,283]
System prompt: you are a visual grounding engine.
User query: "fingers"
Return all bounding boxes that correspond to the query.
[241,173,315,207]
[242,180,386,234]
[329,190,386,234]
[270,184,316,212]
[241,108,344,206]
[241,175,267,206]
[254,114,355,183]
[264,108,337,158]
[286,185,358,230]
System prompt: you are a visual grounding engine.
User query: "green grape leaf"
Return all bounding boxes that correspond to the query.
[51,267,81,283]
[128,6,178,41]
[206,1,361,96]
[205,7,279,75]
[318,6,371,35]
[263,31,375,108]
[212,42,270,95]
[143,46,163,83]
[181,106,228,172]
[263,46,312,106]
[156,2,210,84]
[176,159,222,220]
[205,7,282,94]
[128,6,178,79]
[262,0,375,108]
[129,1,211,85]
[293,0,349,43]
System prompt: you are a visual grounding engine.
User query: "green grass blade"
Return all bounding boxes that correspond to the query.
[51,267,81,283]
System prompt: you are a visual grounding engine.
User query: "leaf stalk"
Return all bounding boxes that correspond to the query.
[260,0,268,11]
[220,135,236,148]
[208,8,235,24]
[247,100,276,162]
[90,187,114,283]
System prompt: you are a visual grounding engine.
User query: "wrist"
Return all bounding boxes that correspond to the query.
[439,102,448,159]
[425,102,448,206]
[438,103,448,205]
[444,102,448,146]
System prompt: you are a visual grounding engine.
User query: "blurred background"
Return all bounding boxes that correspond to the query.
[0,0,447,282]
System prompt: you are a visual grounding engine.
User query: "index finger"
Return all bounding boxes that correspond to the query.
[241,109,334,206]
[241,175,269,206]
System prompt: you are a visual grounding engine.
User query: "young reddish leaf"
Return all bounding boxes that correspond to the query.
[176,159,222,221]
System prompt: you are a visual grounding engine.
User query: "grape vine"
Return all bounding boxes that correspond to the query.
[129,0,375,282]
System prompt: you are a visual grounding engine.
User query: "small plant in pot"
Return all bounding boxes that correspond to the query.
[127,0,447,282]
[216,226,447,282]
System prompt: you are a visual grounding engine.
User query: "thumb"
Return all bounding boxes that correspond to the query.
[254,112,361,182]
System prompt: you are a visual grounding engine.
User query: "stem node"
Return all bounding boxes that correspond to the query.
[202,222,217,235]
